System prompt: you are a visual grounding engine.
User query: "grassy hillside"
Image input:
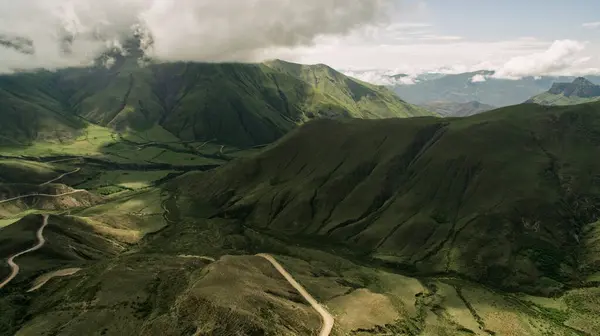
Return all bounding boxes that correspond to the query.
[0,72,85,146]
[175,101,600,294]
[528,77,600,106]
[421,100,495,117]
[264,60,431,119]
[0,58,430,150]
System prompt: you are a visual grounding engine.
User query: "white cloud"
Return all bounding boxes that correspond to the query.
[583,22,600,29]
[280,36,550,73]
[342,69,418,85]
[470,74,487,82]
[492,40,589,79]
[417,34,463,41]
[0,0,396,72]
[0,0,598,82]
[276,27,600,80]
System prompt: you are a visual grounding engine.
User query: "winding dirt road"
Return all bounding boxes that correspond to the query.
[0,214,49,289]
[40,168,81,186]
[0,189,87,205]
[257,253,334,336]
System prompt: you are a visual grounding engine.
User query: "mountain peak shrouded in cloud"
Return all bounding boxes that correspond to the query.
[0,0,393,73]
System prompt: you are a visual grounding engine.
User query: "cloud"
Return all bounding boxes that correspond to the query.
[417,34,463,41]
[287,28,600,82]
[285,36,552,74]
[492,40,589,79]
[342,69,418,85]
[470,74,487,82]
[140,0,393,62]
[583,22,600,29]
[0,0,395,72]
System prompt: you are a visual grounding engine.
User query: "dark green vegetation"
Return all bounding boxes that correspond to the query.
[391,71,600,107]
[0,55,428,150]
[178,101,600,296]
[527,77,600,106]
[421,101,496,117]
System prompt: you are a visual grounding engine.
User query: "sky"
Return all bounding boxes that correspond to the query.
[285,0,600,82]
[0,0,598,83]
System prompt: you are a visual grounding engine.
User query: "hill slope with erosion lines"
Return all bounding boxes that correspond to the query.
[176,101,600,294]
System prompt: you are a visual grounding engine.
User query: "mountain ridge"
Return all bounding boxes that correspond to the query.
[0,58,430,149]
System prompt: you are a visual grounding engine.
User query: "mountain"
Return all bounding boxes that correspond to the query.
[176,101,600,296]
[388,70,600,107]
[527,77,600,106]
[0,57,429,149]
[421,100,496,117]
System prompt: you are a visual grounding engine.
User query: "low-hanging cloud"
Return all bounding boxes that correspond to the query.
[470,74,487,83]
[341,69,418,85]
[0,0,393,73]
[493,40,589,79]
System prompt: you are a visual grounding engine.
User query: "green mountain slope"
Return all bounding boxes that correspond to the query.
[421,100,496,117]
[176,101,600,294]
[0,72,86,146]
[264,60,431,119]
[527,77,600,106]
[0,57,429,149]
[391,71,600,107]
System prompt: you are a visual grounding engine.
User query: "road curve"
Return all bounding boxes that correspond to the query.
[0,189,87,205]
[0,214,49,289]
[256,253,334,336]
[40,168,81,186]
[27,267,81,292]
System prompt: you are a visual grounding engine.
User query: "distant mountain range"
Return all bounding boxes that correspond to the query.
[527,77,600,106]
[355,69,600,107]
[420,100,496,117]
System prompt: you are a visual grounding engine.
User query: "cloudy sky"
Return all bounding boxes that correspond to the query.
[285,0,600,81]
[0,0,598,81]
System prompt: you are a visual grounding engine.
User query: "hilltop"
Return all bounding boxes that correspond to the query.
[527,77,600,106]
